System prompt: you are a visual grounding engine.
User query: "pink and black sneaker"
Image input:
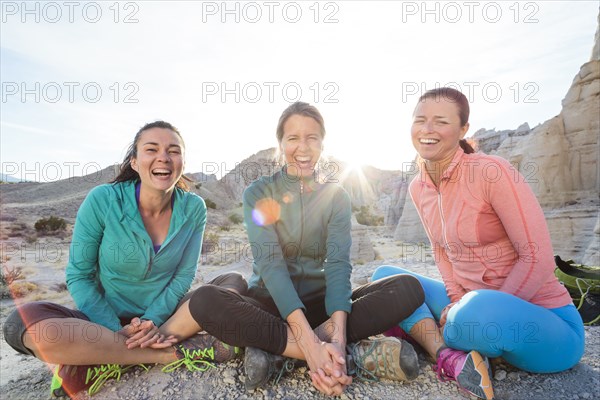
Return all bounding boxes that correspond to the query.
[435,348,494,399]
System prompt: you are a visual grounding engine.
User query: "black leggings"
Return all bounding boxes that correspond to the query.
[188,274,424,355]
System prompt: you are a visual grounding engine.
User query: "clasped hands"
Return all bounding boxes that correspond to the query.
[305,340,352,396]
[118,317,178,349]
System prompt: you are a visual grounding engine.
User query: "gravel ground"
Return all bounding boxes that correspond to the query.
[1,329,599,400]
[1,257,599,400]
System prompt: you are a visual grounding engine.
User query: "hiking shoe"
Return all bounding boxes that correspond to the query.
[50,363,146,398]
[244,347,296,391]
[162,332,241,373]
[346,336,419,382]
[435,348,494,399]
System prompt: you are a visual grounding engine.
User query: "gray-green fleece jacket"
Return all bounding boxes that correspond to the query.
[243,169,353,319]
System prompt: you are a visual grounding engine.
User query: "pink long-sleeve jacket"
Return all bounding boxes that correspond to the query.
[410,147,572,308]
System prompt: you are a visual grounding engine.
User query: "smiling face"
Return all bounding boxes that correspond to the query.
[280,114,324,178]
[411,96,469,168]
[130,127,185,193]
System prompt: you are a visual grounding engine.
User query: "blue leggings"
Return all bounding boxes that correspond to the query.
[372,265,585,373]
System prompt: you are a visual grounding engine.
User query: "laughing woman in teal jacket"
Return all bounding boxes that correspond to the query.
[3,121,242,398]
[183,102,426,397]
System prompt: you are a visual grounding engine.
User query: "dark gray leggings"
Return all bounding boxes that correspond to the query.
[188,274,424,355]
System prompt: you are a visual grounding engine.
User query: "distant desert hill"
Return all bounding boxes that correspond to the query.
[0,165,119,221]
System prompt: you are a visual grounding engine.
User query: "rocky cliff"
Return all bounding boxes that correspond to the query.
[394,18,600,264]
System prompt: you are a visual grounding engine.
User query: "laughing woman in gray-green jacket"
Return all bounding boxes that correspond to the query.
[185,102,426,397]
[3,121,242,398]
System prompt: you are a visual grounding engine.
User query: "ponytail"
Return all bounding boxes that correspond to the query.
[459,139,476,154]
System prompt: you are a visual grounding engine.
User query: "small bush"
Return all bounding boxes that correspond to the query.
[10,281,37,298]
[204,199,217,209]
[1,266,28,299]
[34,216,67,233]
[201,231,220,254]
[1,266,24,285]
[355,206,384,226]
[228,214,243,224]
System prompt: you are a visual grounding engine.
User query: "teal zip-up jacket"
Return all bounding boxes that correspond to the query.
[66,180,206,331]
[243,169,353,319]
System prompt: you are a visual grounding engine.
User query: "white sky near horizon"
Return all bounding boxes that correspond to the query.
[1,0,598,182]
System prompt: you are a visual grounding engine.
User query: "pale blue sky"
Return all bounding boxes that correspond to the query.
[1,1,598,181]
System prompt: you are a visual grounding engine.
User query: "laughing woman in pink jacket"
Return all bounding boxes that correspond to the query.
[373,87,584,400]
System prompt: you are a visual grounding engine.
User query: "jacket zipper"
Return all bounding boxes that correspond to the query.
[298,180,305,290]
[437,184,450,249]
[144,248,153,279]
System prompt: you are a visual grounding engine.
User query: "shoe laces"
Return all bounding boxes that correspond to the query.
[86,364,149,396]
[273,359,296,385]
[162,345,216,373]
[434,348,463,382]
[346,342,384,383]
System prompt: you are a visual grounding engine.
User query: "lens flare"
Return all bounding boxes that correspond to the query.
[251,198,281,226]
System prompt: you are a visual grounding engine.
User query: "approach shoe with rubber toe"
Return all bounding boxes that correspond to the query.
[346,336,419,382]
[435,348,494,399]
[162,332,241,373]
[244,346,296,391]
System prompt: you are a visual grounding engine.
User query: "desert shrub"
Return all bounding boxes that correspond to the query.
[355,206,384,226]
[228,213,243,224]
[201,231,220,254]
[1,266,24,285]
[219,225,231,232]
[204,199,217,209]
[0,266,28,299]
[9,281,37,298]
[34,216,67,233]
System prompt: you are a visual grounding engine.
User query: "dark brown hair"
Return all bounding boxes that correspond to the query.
[418,87,475,154]
[111,121,192,191]
[275,102,326,143]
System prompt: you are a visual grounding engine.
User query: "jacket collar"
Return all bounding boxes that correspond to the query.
[416,147,465,186]
[278,166,321,193]
[117,180,187,249]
